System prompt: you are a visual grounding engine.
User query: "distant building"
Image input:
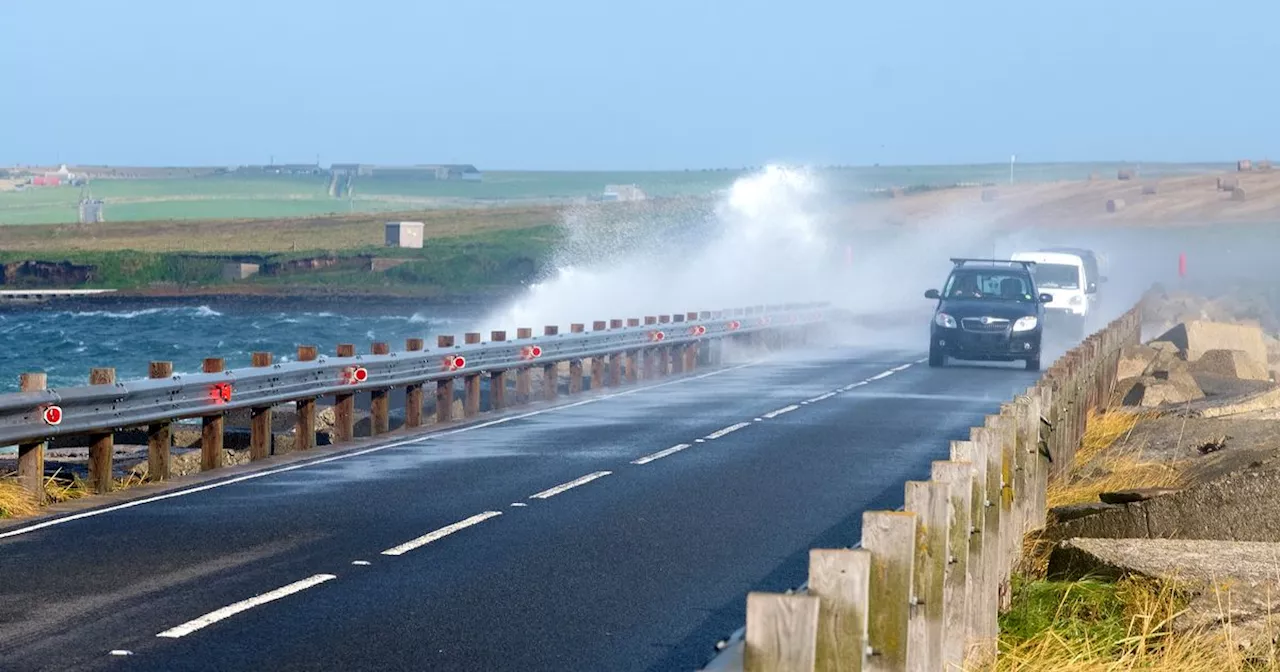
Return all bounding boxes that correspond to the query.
[221,263,261,281]
[367,164,482,181]
[330,163,373,177]
[385,221,425,249]
[602,184,647,202]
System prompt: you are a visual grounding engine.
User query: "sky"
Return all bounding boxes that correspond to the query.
[1,0,1276,170]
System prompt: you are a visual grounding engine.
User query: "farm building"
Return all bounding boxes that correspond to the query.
[385,221,425,249]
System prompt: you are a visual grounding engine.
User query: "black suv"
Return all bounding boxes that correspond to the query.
[925,258,1051,371]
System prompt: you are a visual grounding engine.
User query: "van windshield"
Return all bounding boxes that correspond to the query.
[1031,263,1080,289]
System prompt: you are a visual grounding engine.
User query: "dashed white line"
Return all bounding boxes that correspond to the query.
[381,511,503,556]
[867,370,895,381]
[891,363,913,372]
[915,357,929,364]
[0,359,768,541]
[763,404,800,419]
[510,502,528,507]
[529,471,612,499]
[695,439,706,443]
[704,422,751,440]
[632,443,692,465]
[109,650,133,657]
[156,573,337,638]
[351,560,371,566]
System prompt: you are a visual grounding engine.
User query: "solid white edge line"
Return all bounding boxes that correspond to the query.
[155,573,337,638]
[0,359,769,541]
[892,363,913,372]
[381,511,503,556]
[704,422,751,440]
[762,404,800,419]
[868,370,894,381]
[631,443,692,465]
[529,471,612,499]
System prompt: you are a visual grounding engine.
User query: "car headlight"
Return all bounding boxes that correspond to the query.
[934,312,957,328]
[1013,316,1038,332]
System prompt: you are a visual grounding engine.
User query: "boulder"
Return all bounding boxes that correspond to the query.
[1156,320,1268,365]
[1097,488,1182,504]
[1190,349,1270,381]
[1116,373,1204,407]
[1117,344,1159,380]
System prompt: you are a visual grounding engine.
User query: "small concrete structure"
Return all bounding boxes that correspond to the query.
[602,184,647,202]
[385,221,424,249]
[221,263,260,281]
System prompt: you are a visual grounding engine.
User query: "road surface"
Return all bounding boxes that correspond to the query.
[0,342,1043,672]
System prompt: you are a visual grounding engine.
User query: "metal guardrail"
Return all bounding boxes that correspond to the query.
[0,303,831,447]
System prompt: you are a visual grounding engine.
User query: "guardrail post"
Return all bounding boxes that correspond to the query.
[608,319,624,386]
[437,335,456,423]
[643,316,658,378]
[930,460,973,672]
[658,315,672,376]
[809,548,871,671]
[489,331,508,411]
[670,314,686,374]
[905,481,948,672]
[370,342,390,435]
[590,321,607,389]
[542,326,559,400]
[987,411,1017,612]
[146,361,175,479]
[295,346,318,450]
[404,338,425,428]
[863,510,917,672]
[568,324,585,394]
[201,358,225,471]
[516,328,533,404]
[967,428,1001,660]
[333,345,356,442]
[88,367,116,494]
[697,311,714,366]
[250,352,273,459]
[949,440,989,659]
[464,333,482,416]
[625,318,641,383]
[17,372,47,502]
[744,592,820,672]
[684,312,700,371]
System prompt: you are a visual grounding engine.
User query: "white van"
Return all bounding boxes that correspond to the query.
[1010,250,1095,337]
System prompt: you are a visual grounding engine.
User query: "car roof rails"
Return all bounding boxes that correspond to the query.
[949,257,1036,269]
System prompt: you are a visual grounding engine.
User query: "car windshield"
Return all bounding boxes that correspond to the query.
[943,270,1035,301]
[1031,262,1081,289]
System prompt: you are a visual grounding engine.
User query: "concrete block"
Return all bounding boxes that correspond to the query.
[1157,320,1268,365]
[1190,349,1270,381]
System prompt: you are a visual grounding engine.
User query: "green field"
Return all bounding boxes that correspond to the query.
[0,163,1234,225]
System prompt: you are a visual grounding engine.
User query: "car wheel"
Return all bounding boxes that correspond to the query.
[928,344,946,368]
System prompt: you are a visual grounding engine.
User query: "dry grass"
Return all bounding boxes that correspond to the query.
[993,576,1278,671]
[0,204,564,253]
[1046,409,1182,509]
[0,476,40,518]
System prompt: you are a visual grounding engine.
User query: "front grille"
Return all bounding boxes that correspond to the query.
[961,317,1009,333]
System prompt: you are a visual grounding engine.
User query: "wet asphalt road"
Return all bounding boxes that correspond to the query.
[0,343,1044,672]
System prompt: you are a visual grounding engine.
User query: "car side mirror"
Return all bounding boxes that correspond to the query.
[1087,282,1097,293]
[1039,293,1054,303]
[924,289,941,300]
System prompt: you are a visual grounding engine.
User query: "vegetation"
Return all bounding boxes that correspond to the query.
[1046,409,1182,509]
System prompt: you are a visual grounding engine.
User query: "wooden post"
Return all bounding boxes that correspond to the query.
[369,342,390,435]
[589,321,606,390]
[905,481,949,672]
[333,345,356,441]
[625,318,641,383]
[490,331,507,411]
[295,346,318,450]
[88,367,116,494]
[744,592,821,672]
[930,461,973,672]
[404,338,425,428]
[657,315,672,376]
[967,427,1002,657]
[542,326,559,400]
[516,328,533,404]
[462,332,482,416]
[670,314,686,375]
[17,373,47,502]
[437,335,455,423]
[250,352,273,460]
[862,510,917,672]
[569,323,585,394]
[949,441,987,656]
[201,358,225,471]
[685,311,700,372]
[987,412,1017,612]
[809,548,872,671]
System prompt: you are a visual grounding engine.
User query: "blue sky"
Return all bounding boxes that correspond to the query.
[1,0,1274,170]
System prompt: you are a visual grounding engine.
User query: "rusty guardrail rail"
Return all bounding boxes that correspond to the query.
[3,302,834,503]
[698,298,1144,671]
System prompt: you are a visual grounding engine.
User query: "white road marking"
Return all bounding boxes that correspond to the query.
[381,511,503,556]
[891,363,913,372]
[762,405,800,419]
[753,417,763,422]
[109,650,133,656]
[915,357,929,364]
[695,439,706,443]
[631,443,692,465]
[867,370,895,381]
[0,360,767,541]
[351,560,371,566]
[704,422,751,440]
[529,471,612,499]
[510,502,528,507]
[156,574,337,638]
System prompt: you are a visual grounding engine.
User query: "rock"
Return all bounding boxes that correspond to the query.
[1191,349,1271,381]
[1097,488,1182,504]
[1116,372,1204,407]
[1117,344,1159,380]
[1157,320,1268,366]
